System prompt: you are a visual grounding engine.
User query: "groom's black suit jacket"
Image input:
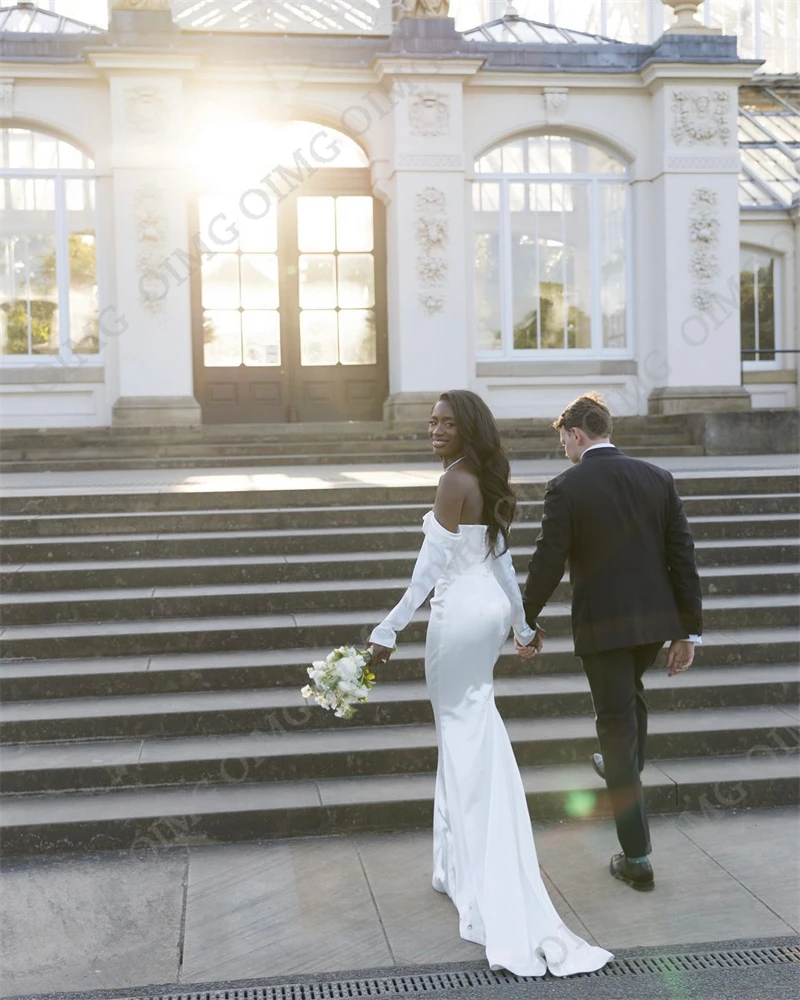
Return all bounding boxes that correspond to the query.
[522,446,702,656]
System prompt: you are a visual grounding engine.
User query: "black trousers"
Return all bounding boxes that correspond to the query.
[580,641,664,859]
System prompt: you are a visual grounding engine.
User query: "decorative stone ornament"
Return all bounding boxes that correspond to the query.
[124,86,168,135]
[0,80,13,118]
[399,0,450,17]
[688,188,720,313]
[111,1,171,9]
[544,88,568,122]
[133,184,169,315]
[414,187,448,316]
[408,91,449,137]
[662,0,715,34]
[672,89,731,147]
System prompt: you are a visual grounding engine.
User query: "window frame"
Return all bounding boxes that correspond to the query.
[740,244,782,372]
[471,155,633,363]
[0,129,101,366]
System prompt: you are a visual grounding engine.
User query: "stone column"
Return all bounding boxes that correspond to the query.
[375,23,482,426]
[90,45,202,426]
[642,36,755,414]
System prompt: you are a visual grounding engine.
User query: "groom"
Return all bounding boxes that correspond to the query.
[518,393,702,892]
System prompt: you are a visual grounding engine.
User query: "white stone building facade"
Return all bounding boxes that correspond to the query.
[0,0,797,428]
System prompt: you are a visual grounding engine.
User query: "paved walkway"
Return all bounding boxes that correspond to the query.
[1,808,797,996]
[0,453,797,498]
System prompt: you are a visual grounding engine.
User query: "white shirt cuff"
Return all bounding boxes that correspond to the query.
[687,634,702,644]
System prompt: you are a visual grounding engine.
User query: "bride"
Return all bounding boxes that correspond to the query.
[368,390,612,977]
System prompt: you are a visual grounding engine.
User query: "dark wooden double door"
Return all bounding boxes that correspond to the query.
[192,172,387,423]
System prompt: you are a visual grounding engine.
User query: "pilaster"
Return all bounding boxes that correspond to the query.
[642,55,757,414]
[90,41,202,426]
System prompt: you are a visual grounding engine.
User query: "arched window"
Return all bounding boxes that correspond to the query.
[473,133,629,359]
[740,247,779,366]
[0,127,98,359]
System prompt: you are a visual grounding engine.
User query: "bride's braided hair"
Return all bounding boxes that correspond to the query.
[437,389,516,556]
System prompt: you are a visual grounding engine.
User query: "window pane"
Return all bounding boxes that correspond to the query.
[337,254,375,308]
[564,184,591,348]
[475,183,501,353]
[68,233,98,354]
[240,254,279,309]
[201,254,240,309]
[7,129,33,169]
[299,255,336,309]
[203,310,242,366]
[600,184,627,348]
[298,196,335,252]
[242,310,280,366]
[739,254,757,358]
[336,197,373,252]
[199,196,240,252]
[33,133,59,170]
[0,215,59,356]
[474,182,499,212]
[239,205,277,252]
[339,310,376,365]
[528,137,550,174]
[300,310,338,366]
[509,182,526,212]
[757,256,776,360]
[501,141,526,173]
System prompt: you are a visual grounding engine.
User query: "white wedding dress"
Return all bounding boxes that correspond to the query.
[370,512,613,977]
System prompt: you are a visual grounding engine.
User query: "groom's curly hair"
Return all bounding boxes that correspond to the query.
[553,392,613,440]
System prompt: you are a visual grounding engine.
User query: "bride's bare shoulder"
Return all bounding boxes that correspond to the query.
[434,464,478,531]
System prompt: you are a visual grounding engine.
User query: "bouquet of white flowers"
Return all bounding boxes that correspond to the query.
[300,645,378,719]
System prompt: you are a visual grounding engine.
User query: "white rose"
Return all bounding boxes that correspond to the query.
[338,680,356,694]
[336,657,360,680]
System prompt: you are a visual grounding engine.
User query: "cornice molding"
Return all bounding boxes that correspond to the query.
[85,50,203,74]
[374,57,484,81]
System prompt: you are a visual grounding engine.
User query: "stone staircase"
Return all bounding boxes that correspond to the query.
[0,472,798,857]
[0,417,702,473]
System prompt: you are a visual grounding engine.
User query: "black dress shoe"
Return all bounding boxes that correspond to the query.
[610,852,654,891]
[590,753,605,779]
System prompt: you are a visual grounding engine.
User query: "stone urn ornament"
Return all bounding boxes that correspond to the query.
[399,0,450,17]
[662,0,715,33]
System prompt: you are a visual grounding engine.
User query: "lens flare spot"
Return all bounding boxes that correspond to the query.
[564,790,597,817]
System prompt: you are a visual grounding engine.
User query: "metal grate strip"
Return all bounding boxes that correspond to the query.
[126,945,800,1000]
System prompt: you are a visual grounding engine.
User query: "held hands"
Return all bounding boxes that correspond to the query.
[666,639,695,677]
[515,625,546,660]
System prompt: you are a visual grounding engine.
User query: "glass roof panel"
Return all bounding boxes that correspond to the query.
[738,173,777,207]
[462,15,612,44]
[170,0,392,33]
[0,3,103,33]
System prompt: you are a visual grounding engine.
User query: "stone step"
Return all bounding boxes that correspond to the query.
[2,628,794,701]
[1,752,796,858]
[2,493,796,539]
[1,594,797,662]
[0,443,707,474]
[3,539,796,596]
[0,431,697,460]
[2,565,797,627]
[1,665,796,744]
[1,513,797,565]
[2,705,797,796]
[1,473,797,518]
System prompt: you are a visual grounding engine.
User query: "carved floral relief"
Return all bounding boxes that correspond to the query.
[415,186,448,316]
[672,89,731,147]
[688,188,720,313]
[133,184,169,314]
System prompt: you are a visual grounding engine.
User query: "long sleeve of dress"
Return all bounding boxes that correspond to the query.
[369,512,462,649]
[491,545,537,646]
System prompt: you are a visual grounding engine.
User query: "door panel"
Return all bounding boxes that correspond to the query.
[192,171,387,424]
